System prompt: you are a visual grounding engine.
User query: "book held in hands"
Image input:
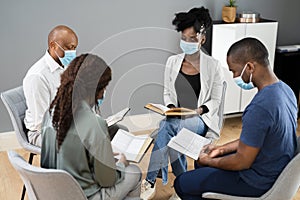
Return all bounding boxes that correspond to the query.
[111,129,153,163]
[167,128,211,160]
[144,103,198,116]
[105,107,130,127]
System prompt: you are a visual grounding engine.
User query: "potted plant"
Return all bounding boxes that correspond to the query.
[222,0,237,23]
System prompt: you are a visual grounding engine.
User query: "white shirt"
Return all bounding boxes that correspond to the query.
[163,50,225,139]
[23,51,65,132]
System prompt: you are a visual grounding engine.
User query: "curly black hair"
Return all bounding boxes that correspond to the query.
[172,7,212,34]
[49,54,111,148]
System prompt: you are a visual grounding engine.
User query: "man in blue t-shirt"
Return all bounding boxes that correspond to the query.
[174,37,298,199]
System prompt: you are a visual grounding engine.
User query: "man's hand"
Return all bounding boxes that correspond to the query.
[202,144,226,158]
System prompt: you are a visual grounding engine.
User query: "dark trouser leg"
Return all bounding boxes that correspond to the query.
[174,167,267,200]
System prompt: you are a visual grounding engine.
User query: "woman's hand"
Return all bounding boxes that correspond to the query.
[118,153,129,167]
[195,107,203,115]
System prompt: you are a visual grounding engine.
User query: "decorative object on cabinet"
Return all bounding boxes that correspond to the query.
[237,11,260,23]
[222,0,237,23]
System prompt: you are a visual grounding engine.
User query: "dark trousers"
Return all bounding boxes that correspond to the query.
[174,165,267,200]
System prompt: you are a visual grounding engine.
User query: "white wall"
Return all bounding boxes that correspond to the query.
[1,0,299,132]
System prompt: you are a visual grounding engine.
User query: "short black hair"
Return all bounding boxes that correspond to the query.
[172,7,212,34]
[227,37,270,66]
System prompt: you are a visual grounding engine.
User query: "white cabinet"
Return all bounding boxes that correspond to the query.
[211,20,278,114]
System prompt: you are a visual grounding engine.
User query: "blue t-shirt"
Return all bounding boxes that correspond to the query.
[239,81,298,190]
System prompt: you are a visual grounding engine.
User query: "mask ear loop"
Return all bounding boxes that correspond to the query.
[54,41,66,60]
[249,73,253,83]
[241,63,253,83]
[55,41,65,51]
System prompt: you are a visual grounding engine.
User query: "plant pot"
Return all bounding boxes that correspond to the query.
[222,6,237,23]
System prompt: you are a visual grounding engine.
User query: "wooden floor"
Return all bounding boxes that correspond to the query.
[0,117,299,200]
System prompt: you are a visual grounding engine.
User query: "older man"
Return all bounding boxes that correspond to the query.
[23,25,78,147]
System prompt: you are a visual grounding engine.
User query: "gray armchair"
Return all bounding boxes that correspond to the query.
[1,86,41,200]
[7,150,87,200]
[202,136,300,200]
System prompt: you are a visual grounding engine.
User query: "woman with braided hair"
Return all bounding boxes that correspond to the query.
[41,54,142,200]
[141,7,225,200]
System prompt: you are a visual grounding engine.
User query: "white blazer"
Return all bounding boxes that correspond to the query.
[163,50,225,139]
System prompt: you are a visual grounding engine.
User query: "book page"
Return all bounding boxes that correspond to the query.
[148,103,170,113]
[111,129,134,153]
[106,107,130,127]
[125,135,149,161]
[165,107,198,116]
[111,129,153,162]
[168,128,211,160]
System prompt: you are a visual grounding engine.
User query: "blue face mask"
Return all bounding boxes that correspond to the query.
[97,90,106,106]
[234,64,255,90]
[55,42,76,66]
[97,98,104,106]
[180,40,200,55]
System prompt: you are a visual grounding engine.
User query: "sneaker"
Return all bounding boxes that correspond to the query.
[140,179,156,200]
[169,193,181,200]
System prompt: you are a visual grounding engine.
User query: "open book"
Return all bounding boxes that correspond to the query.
[144,103,197,116]
[167,128,211,160]
[105,107,130,127]
[111,129,153,163]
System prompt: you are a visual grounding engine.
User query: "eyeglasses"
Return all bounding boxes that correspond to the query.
[181,35,199,43]
[181,32,206,43]
[181,25,206,43]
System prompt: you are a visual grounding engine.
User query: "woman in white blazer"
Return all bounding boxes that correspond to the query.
[141,7,225,200]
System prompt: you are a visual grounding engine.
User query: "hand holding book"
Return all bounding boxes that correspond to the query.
[105,107,130,127]
[111,129,153,163]
[167,128,211,160]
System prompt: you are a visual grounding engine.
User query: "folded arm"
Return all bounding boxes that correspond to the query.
[198,139,260,171]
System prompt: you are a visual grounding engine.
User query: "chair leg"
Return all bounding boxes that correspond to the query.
[28,153,35,164]
[21,185,26,200]
[21,153,36,200]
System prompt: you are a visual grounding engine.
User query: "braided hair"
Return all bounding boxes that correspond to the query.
[172,7,212,34]
[49,54,112,148]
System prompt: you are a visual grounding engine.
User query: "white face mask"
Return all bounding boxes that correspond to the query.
[233,63,255,90]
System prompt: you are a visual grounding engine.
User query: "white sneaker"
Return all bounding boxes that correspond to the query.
[140,179,156,200]
[169,193,181,200]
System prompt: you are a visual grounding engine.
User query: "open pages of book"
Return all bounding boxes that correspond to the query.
[144,103,170,115]
[145,103,197,116]
[111,129,153,163]
[105,107,130,127]
[168,128,211,160]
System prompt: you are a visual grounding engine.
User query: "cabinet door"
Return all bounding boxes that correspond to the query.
[212,22,278,114]
[240,22,278,111]
[211,24,245,114]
